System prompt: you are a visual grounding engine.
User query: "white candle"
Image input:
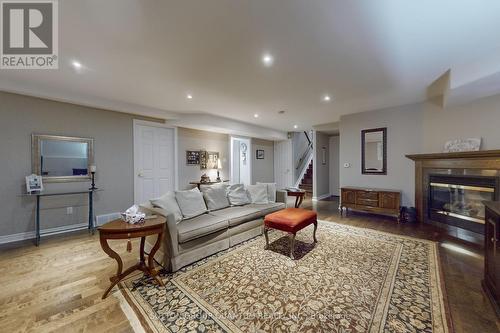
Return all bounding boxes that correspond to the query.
[89,165,97,173]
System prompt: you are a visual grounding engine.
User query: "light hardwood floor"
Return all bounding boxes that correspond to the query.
[0,197,498,333]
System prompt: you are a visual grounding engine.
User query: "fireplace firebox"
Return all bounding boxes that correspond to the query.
[428,175,499,234]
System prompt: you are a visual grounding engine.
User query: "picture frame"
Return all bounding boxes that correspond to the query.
[256,149,265,159]
[26,174,43,193]
[206,151,219,169]
[186,150,200,165]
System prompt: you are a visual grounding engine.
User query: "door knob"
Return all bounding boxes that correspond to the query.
[138,172,144,177]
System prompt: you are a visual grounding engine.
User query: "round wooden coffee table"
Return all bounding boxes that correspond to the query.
[98,216,166,299]
[286,189,306,208]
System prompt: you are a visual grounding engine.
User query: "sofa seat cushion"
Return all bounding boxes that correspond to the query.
[177,214,228,243]
[210,206,261,227]
[248,202,285,216]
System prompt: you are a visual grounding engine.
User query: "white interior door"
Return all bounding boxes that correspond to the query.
[134,123,176,204]
[274,139,293,189]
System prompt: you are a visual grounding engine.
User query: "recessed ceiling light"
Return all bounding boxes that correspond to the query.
[186,94,193,100]
[293,125,298,129]
[72,60,82,69]
[323,95,331,102]
[254,113,259,118]
[261,53,274,67]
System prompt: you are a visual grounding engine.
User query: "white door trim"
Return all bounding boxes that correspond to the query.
[133,119,178,204]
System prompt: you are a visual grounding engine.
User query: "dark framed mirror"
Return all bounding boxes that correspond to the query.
[361,127,387,175]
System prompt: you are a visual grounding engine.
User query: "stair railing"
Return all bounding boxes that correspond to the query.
[294,131,314,188]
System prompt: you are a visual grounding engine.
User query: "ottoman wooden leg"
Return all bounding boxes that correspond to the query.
[313,220,318,243]
[289,233,296,260]
[264,226,270,249]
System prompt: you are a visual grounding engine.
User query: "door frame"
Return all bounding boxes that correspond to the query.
[133,119,178,204]
[229,136,252,185]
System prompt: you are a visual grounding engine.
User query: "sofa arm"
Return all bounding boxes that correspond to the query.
[164,213,179,257]
[139,203,179,258]
[276,190,287,207]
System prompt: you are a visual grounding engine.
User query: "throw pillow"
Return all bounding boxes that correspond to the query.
[150,191,183,223]
[246,184,269,204]
[175,187,208,219]
[200,184,230,211]
[257,182,277,202]
[227,184,251,206]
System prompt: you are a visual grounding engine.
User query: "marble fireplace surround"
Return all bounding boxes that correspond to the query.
[406,150,500,244]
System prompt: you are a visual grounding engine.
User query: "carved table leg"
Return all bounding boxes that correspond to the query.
[100,236,124,299]
[264,226,270,249]
[313,220,318,243]
[147,233,164,287]
[289,233,296,260]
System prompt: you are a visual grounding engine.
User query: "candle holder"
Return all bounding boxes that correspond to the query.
[89,165,98,190]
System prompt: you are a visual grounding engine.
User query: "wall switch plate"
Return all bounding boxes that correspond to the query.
[66,207,73,215]
[343,163,351,168]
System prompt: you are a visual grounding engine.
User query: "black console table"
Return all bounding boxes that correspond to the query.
[21,189,100,246]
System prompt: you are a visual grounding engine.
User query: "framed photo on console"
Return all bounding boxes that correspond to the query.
[26,174,43,193]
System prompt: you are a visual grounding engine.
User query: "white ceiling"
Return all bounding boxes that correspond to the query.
[2,0,500,132]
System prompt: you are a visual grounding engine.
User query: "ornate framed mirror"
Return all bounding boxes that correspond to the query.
[361,127,387,175]
[32,134,94,182]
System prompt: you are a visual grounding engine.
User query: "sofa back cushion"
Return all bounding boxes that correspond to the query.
[257,182,277,202]
[200,184,230,211]
[246,184,269,204]
[150,191,183,223]
[227,184,251,206]
[175,187,208,219]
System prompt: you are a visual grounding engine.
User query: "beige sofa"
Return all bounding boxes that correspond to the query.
[142,190,287,272]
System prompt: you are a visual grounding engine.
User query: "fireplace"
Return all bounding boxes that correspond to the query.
[428,175,498,234]
[406,150,500,244]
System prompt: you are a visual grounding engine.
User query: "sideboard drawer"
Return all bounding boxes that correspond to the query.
[357,191,379,200]
[357,198,379,207]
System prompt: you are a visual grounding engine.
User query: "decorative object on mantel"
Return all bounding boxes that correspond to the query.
[216,158,222,181]
[443,138,481,152]
[256,149,264,159]
[89,165,98,190]
[200,173,211,184]
[25,174,43,193]
[186,150,200,165]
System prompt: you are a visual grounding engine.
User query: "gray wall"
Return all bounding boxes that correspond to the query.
[0,91,140,237]
[177,128,229,189]
[252,138,274,183]
[313,131,330,199]
[329,136,340,196]
[339,93,500,207]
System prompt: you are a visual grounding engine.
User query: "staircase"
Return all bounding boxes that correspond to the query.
[299,160,313,195]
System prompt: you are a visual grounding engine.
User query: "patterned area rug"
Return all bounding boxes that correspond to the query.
[116,221,452,333]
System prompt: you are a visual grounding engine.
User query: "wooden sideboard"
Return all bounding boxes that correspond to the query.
[483,202,500,318]
[340,187,401,222]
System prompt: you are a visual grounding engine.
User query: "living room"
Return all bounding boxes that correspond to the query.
[1,1,500,332]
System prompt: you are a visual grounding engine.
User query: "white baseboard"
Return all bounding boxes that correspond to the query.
[96,212,121,226]
[0,223,88,245]
[0,212,121,245]
[312,193,332,202]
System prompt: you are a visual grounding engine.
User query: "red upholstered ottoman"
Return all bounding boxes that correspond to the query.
[264,208,318,259]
